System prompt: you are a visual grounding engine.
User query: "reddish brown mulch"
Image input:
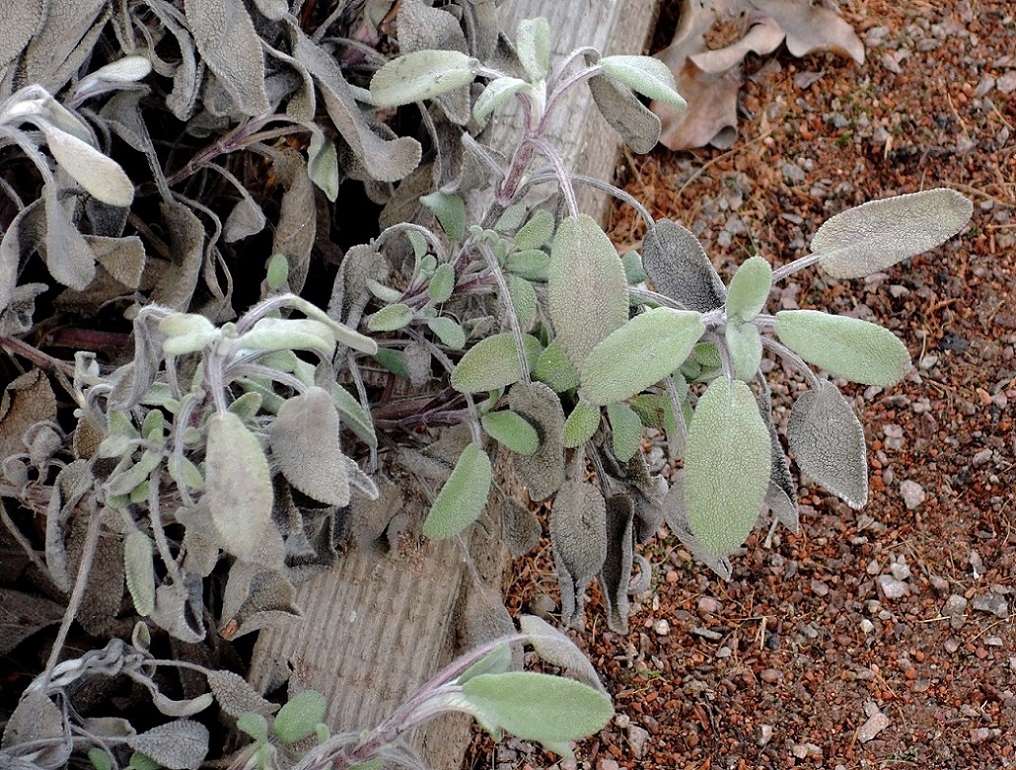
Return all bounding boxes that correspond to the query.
[468,1,1014,768]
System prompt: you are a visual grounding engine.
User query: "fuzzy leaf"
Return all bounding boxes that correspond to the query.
[330,384,377,449]
[223,194,266,243]
[505,249,550,281]
[2,690,69,768]
[533,339,581,392]
[273,690,326,743]
[206,412,283,565]
[508,381,566,500]
[519,615,607,693]
[516,17,551,81]
[774,310,910,386]
[599,55,686,111]
[684,377,771,557]
[813,188,973,279]
[450,333,542,393]
[598,494,635,633]
[588,71,662,155]
[270,386,350,507]
[160,313,217,356]
[238,317,336,357]
[370,50,474,108]
[127,720,209,770]
[508,275,537,326]
[548,214,629,369]
[462,672,612,756]
[422,442,492,540]
[307,131,339,202]
[788,380,867,508]
[0,588,64,656]
[724,255,772,323]
[482,410,539,456]
[725,322,763,381]
[421,191,466,242]
[428,263,456,303]
[40,125,134,206]
[293,29,421,182]
[457,644,512,685]
[184,0,269,116]
[474,77,529,123]
[427,317,466,350]
[367,303,413,332]
[642,220,725,311]
[124,531,156,617]
[563,401,600,448]
[514,209,555,251]
[550,480,607,624]
[607,402,643,462]
[580,307,704,405]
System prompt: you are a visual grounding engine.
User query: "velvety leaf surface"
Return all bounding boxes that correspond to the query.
[788,379,868,508]
[370,50,474,108]
[642,219,726,311]
[507,381,566,501]
[481,410,539,455]
[683,377,771,557]
[205,411,283,565]
[127,720,209,770]
[550,480,607,624]
[269,386,350,507]
[451,333,542,393]
[775,309,910,386]
[183,0,268,116]
[548,214,629,369]
[422,442,492,540]
[813,188,973,278]
[462,672,613,755]
[581,307,705,405]
[724,255,772,323]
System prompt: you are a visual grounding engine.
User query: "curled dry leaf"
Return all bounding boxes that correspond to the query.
[550,480,607,626]
[653,0,864,149]
[508,381,566,501]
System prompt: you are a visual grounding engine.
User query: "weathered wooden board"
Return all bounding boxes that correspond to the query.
[248,2,661,769]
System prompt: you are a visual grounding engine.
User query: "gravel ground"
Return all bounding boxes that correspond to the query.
[467,1,1015,768]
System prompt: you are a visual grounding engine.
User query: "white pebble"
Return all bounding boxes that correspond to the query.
[878,574,910,599]
[652,619,670,636]
[900,479,926,509]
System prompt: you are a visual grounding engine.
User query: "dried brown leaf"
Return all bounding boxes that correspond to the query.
[653,0,864,150]
[184,0,269,116]
[0,370,57,461]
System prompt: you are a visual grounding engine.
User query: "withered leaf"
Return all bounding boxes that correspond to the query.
[271,149,316,294]
[127,719,209,770]
[598,494,635,633]
[183,0,269,116]
[507,381,566,501]
[269,386,350,508]
[0,587,64,656]
[292,24,422,182]
[152,200,206,310]
[653,0,864,150]
[550,480,607,627]
[0,1,45,72]
[0,369,57,461]
[218,561,301,639]
[1,690,70,769]
[206,669,279,717]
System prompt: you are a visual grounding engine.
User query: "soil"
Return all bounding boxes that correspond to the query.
[468,1,1015,768]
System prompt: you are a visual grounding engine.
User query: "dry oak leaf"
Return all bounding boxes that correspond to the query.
[653,0,864,150]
